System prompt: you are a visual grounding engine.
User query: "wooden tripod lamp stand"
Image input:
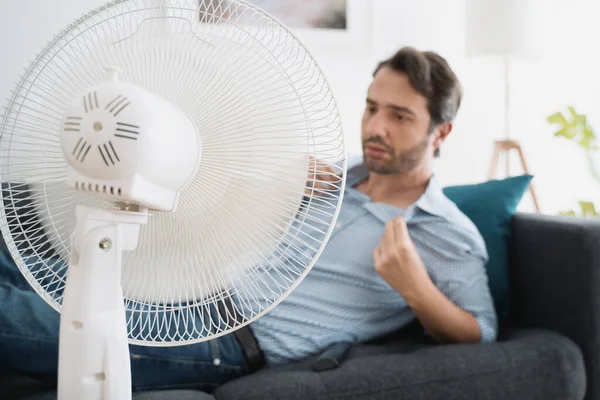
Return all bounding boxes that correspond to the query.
[487,139,541,212]
[466,0,545,213]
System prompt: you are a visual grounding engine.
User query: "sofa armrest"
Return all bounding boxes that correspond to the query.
[509,212,600,399]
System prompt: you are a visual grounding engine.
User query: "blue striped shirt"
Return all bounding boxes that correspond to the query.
[250,164,498,365]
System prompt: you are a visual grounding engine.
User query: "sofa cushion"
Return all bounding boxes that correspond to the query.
[214,328,585,400]
[443,175,533,320]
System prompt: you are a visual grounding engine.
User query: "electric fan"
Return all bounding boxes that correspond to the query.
[0,0,345,399]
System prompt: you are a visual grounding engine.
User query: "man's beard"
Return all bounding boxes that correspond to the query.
[362,136,430,175]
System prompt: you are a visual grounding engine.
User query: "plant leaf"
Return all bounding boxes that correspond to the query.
[579,137,594,150]
[559,210,576,216]
[584,126,597,140]
[547,112,567,125]
[554,127,576,139]
[579,201,599,217]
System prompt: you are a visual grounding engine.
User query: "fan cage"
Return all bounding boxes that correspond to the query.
[0,0,345,345]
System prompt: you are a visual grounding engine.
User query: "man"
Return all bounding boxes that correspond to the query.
[0,47,496,392]
[249,47,496,367]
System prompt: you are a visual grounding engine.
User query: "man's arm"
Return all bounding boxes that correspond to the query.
[374,216,497,344]
[401,277,482,343]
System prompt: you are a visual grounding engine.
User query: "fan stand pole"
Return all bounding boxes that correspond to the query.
[57,205,148,400]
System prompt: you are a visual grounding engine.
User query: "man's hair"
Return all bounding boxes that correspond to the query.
[373,47,462,157]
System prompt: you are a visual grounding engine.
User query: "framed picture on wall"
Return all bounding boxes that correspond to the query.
[199,0,372,51]
[250,0,348,30]
[289,0,372,51]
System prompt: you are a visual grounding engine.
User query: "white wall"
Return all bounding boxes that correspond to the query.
[2,0,599,214]
[306,0,600,215]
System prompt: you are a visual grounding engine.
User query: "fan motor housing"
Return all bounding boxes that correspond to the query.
[61,80,201,212]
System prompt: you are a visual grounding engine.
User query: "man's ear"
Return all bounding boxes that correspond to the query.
[433,122,452,151]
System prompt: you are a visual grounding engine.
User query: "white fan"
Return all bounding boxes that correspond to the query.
[0,0,345,399]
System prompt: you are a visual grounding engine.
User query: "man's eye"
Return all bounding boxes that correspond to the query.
[395,114,406,121]
[366,107,376,114]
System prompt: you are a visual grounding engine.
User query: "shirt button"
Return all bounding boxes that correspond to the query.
[335,222,342,229]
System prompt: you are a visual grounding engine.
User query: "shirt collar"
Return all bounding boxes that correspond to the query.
[413,175,450,219]
[345,163,450,220]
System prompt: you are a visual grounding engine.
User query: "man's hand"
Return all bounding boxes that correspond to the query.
[373,215,482,344]
[373,216,434,303]
[304,156,341,196]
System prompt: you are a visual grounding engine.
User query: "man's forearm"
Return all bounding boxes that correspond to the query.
[372,215,484,344]
[401,279,482,344]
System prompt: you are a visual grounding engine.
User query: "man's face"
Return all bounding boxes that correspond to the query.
[361,67,435,175]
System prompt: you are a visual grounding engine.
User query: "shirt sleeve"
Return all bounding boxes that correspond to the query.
[429,254,498,343]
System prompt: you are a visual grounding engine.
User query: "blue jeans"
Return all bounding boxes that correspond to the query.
[0,249,251,392]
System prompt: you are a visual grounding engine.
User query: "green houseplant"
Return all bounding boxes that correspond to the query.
[547,106,600,217]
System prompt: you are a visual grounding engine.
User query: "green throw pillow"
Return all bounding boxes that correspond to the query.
[443,175,533,320]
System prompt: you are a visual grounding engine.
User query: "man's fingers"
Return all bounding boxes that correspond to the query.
[393,216,415,251]
[393,216,409,237]
[313,174,340,191]
[315,172,341,187]
[306,156,341,194]
[382,216,410,252]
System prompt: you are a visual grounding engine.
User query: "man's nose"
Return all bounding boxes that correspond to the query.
[365,114,387,139]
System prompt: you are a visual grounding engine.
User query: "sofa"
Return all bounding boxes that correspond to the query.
[2,212,598,400]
